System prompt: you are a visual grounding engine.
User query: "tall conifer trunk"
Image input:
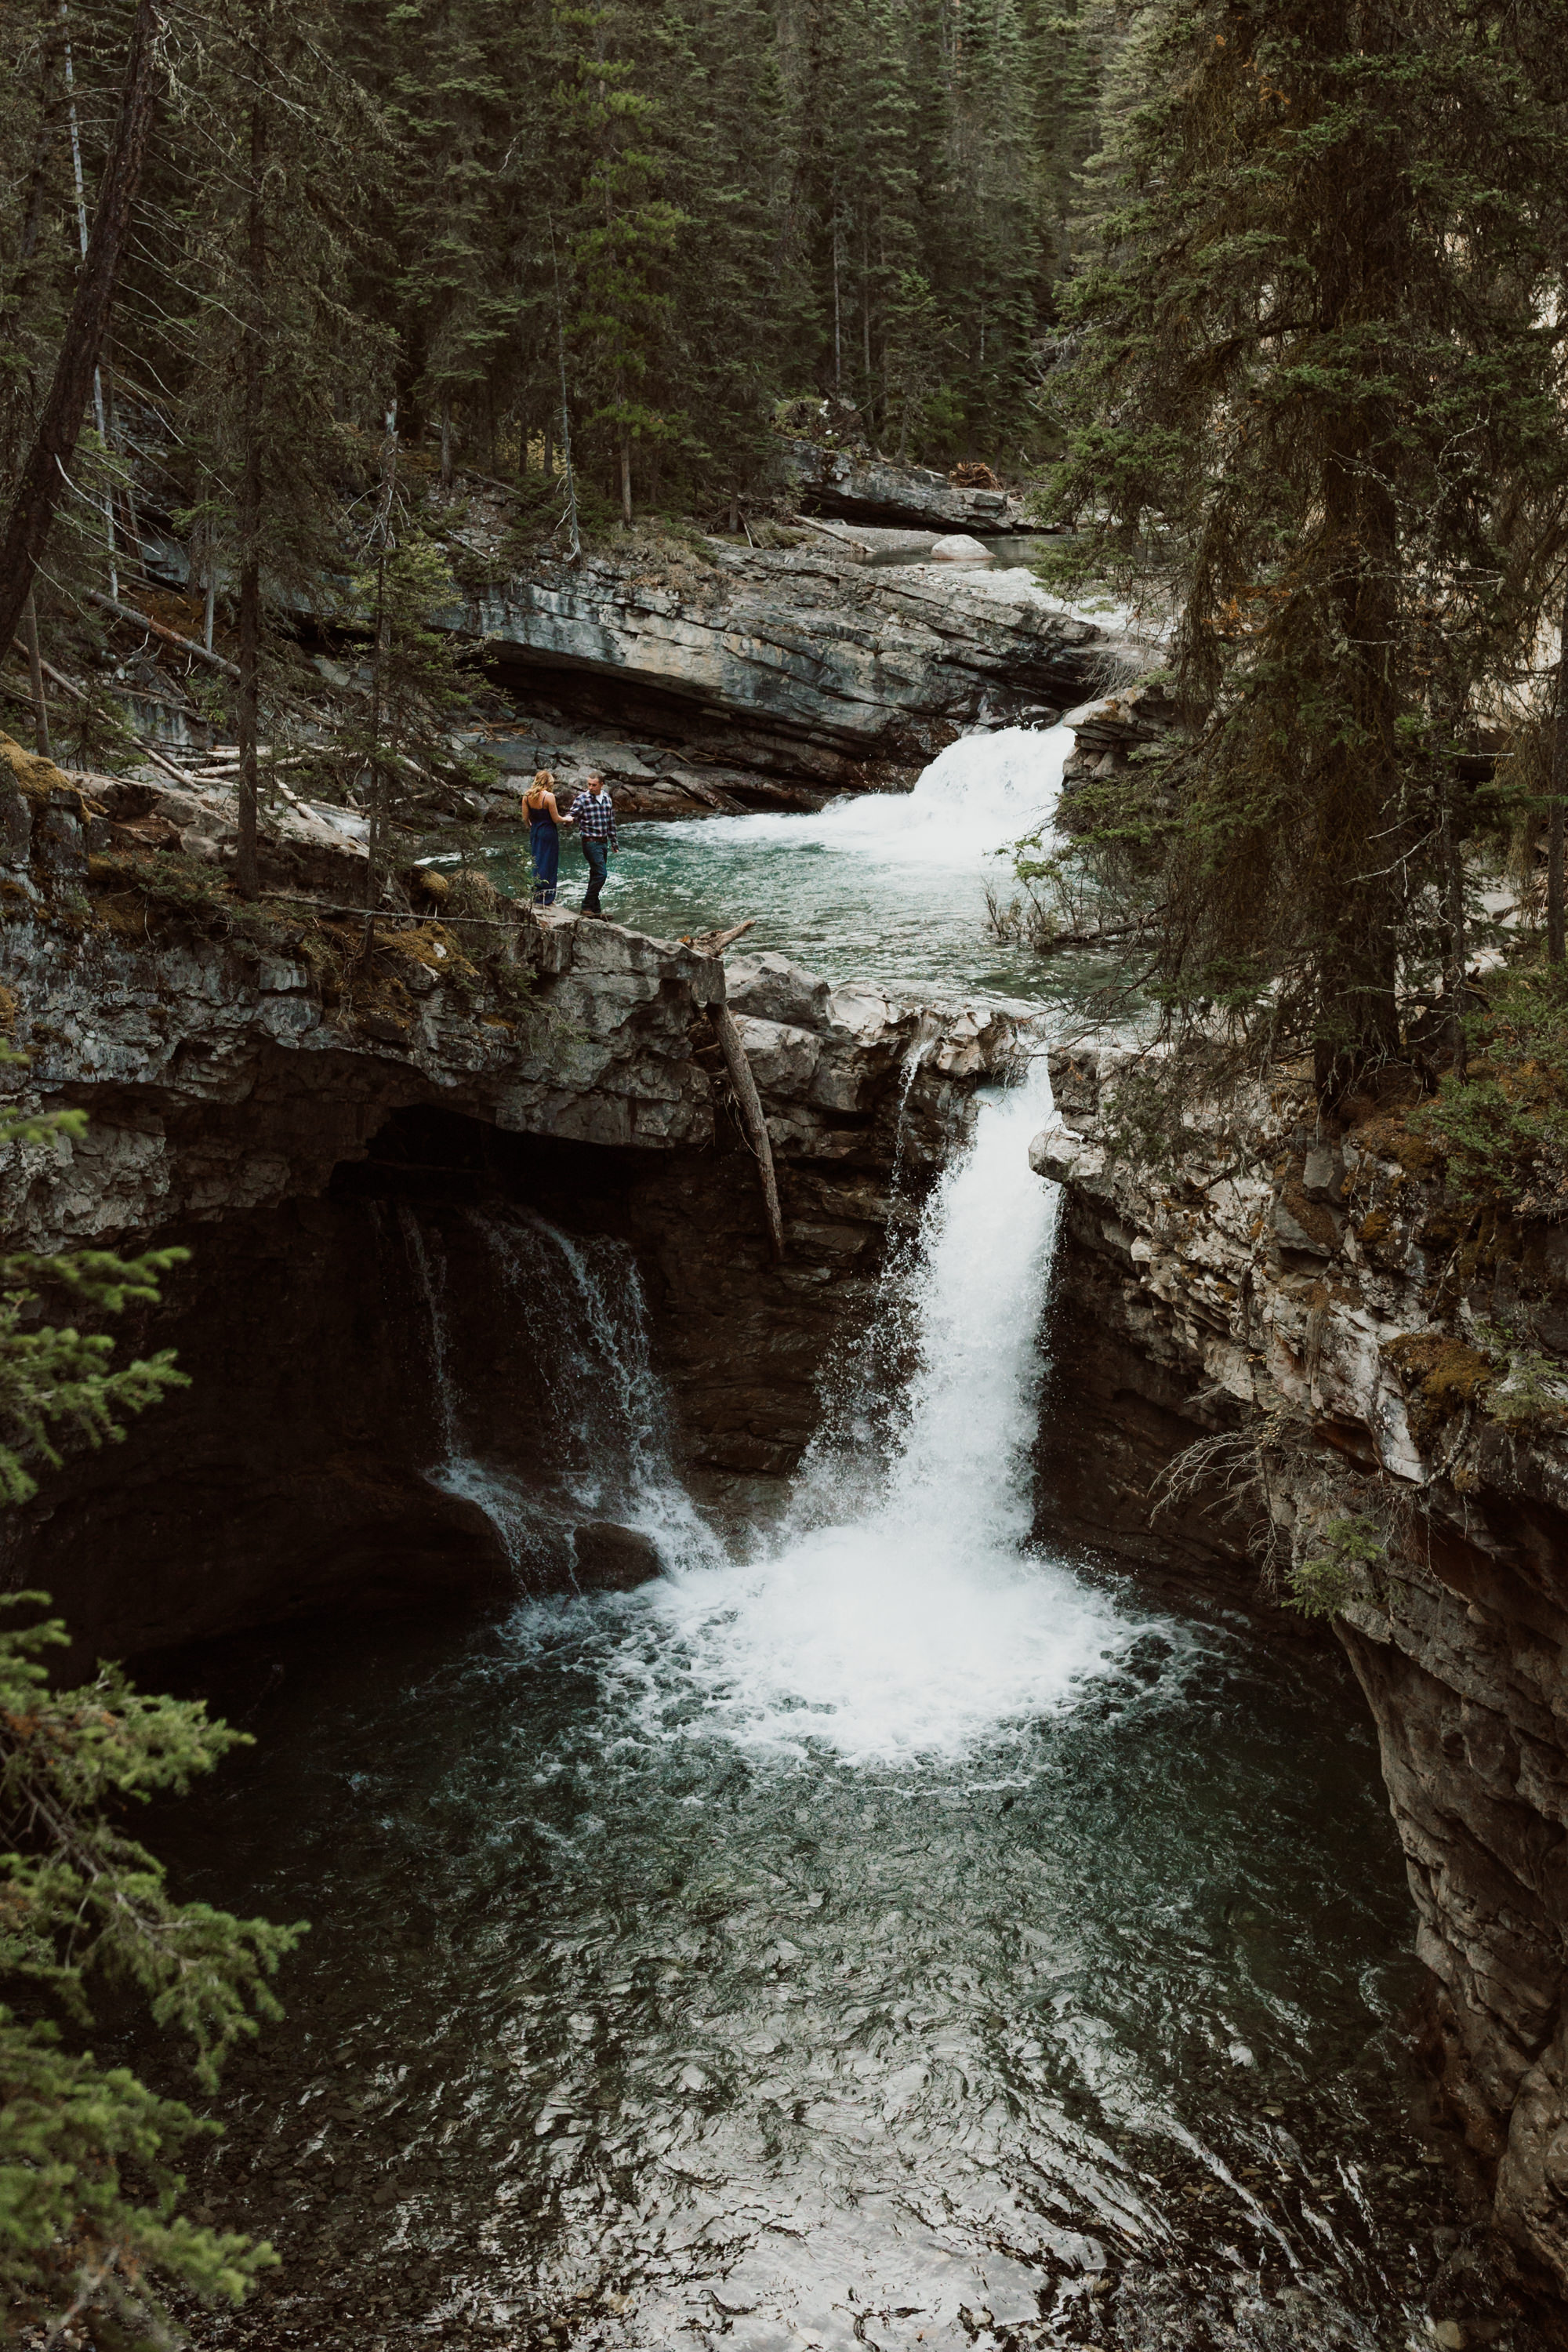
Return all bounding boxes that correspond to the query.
[0,0,159,656]
[362,402,398,954]
[1309,0,1403,1099]
[1549,578,1568,966]
[20,590,49,758]
[235,26,269,904]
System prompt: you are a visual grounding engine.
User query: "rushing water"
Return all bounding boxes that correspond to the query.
[124,728,1539,2348]
[447,724,1106,1006]
[137,1058,1523,2352]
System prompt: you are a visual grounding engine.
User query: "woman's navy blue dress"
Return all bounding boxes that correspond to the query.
[529,805,559,904]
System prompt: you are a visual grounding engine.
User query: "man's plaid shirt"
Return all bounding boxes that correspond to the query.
[573,790,618,850]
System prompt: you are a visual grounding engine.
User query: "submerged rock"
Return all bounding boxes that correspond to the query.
[928,533,993,564]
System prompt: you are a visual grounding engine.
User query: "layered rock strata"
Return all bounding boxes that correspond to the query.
[459,540,1120,790]
[771,437,1032,532]
[5,760,1030,1656]
[1032,1047,1568,2294]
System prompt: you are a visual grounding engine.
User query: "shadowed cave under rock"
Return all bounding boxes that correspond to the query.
[13,1100,904,1666]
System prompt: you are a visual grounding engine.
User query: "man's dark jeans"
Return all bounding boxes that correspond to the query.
[581,837,608,912]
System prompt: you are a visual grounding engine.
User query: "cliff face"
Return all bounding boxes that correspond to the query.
[459,539,1120,789]
[5,760,1031,1655]
[770,437,1029,532]
[1033,1047,1568,2292]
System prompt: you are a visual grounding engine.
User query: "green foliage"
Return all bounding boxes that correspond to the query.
[0,1092,301,2336]
[1036,0,1568,1085]
[340,527,495,819]
[1472,1316,1568,1434]
[1285,1516,1385,1619]
[0,1595,302,2333]
[1415,967,1568,1219]
[0,1236,187,1508]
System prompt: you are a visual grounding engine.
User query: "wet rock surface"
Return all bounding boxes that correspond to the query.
[1,799,1032,1653]
[1033,1045,1568,2297]
[571,1521,663,1591]
[459,540,1118,794]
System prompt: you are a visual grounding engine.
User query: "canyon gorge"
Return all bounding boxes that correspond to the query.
[7,538,1566,2352]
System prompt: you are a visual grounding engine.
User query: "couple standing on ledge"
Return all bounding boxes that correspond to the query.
[524,768,619,917]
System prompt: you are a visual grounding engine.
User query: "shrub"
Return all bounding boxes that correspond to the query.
[1285,1515,1386,1618]
[1414,967,1568,1218]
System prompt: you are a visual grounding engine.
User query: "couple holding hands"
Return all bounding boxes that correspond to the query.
[524,768,618,916]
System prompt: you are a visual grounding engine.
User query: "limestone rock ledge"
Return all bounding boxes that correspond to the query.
[461,540,1122,789]
[6,909,1025,1251]
[3,796,1032,1659]
[1033,1045,1568,2294]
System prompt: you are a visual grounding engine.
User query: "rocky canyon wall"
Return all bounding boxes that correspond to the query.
[448,533,1132,790]
[1032,1045,1568,2294]
[5,751,1031,1657]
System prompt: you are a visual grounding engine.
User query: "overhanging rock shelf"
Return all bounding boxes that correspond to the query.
[5,756,1036,1656]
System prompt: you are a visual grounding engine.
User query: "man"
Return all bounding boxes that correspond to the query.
[572,771,618,916]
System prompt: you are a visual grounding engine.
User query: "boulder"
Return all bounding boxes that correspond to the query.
[928,534,993,565]
[725,952,833,1032]
[772,438,1019,532]
[729,1014,822,1096]
[572,1520,664,1591]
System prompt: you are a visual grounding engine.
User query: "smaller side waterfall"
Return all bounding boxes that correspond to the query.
[395,1200,460,1461]
[391,1198,719,1586]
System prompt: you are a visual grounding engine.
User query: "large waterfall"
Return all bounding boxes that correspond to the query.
[391,1047,1131,1764]
[641,1058,1132,1761]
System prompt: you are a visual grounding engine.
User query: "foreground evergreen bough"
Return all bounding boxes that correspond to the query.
[0,1093,299,2343]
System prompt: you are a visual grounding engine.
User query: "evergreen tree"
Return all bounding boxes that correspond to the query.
[1042,0,1568,1096]
[156,0,390,895]
[0,1091,300,2339]
[0,0,159,659]
[553,2,689,522]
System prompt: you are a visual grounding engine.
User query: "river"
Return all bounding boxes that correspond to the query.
[131,733,1519,2352]
[439,724,1102,1008]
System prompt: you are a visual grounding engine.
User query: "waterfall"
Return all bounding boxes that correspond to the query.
[388,969,1128,1757]
[392,1196,718,1584]
[396,1201,460,1460]
[674,719,1074,869]
[470,1211,722,1578]
[634,1056,1134,1762]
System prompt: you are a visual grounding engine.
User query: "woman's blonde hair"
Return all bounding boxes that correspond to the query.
[524,768,556,809]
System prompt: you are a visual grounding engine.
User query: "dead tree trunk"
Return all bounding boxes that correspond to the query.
[708,1002,785,1262]
[235,33,268,903]
[0,0,159,655]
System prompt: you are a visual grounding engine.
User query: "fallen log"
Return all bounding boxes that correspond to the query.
[706,996,784,1263]
[86,587,241,681]
[1033,917,1155,955]
[682,918,754,954]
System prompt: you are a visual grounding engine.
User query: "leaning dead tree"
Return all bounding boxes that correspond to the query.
[688,921,785,1263]
[0,0,163,657]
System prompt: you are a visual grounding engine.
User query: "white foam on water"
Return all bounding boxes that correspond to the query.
[642,1060,1134,1763]
[663,720,1073,874]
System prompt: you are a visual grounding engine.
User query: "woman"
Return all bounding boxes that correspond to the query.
[522,768,572,906]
